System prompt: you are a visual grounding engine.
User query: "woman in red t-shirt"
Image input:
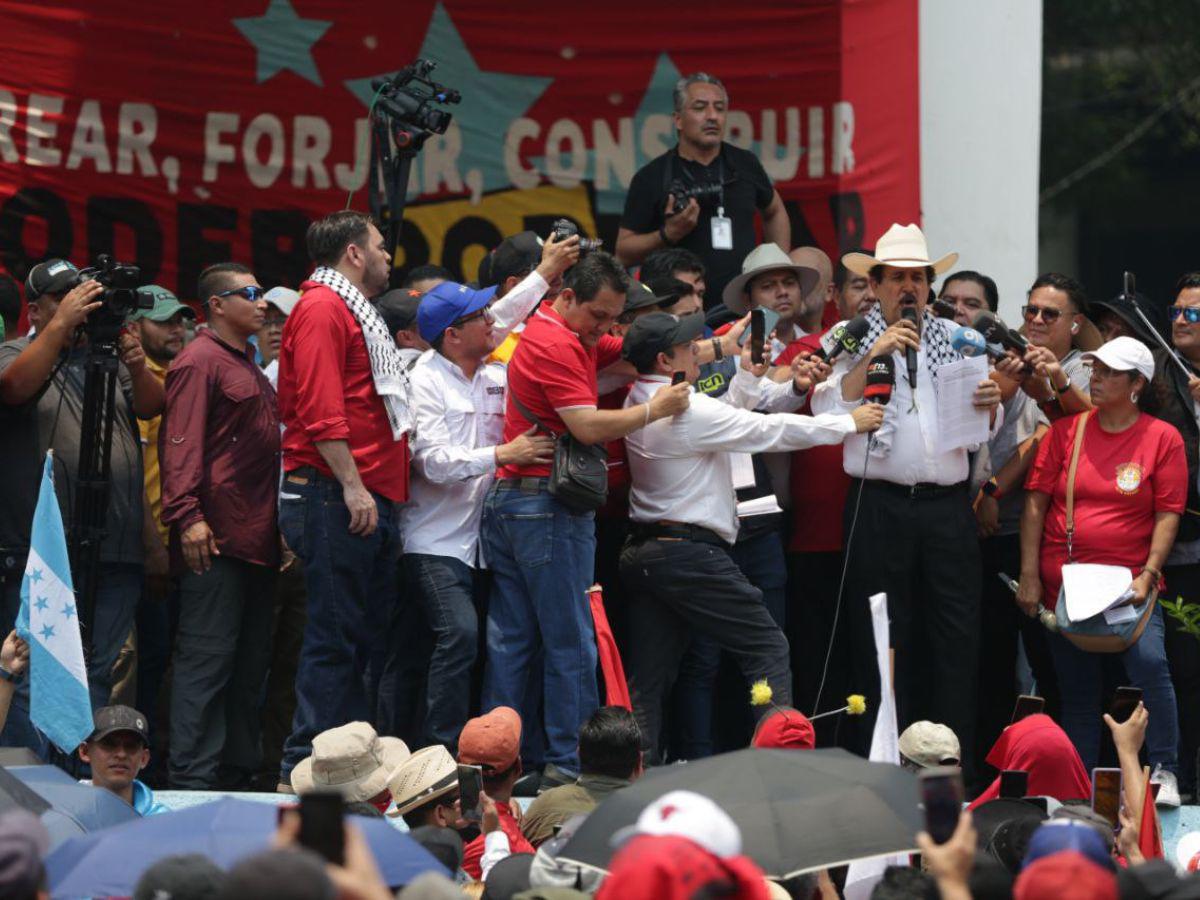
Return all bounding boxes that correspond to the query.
[1017,337,1186,801]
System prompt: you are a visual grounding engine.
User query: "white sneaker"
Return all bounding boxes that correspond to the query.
[1151,765,1181,809]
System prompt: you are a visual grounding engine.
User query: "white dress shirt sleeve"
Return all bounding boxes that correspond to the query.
[684,394,856,455]
[410,367,496,483]
[810,359,859,414]
[490,271,549,339]
[756,375,806,413]
[719,367,762,410]
[479,830,512,880]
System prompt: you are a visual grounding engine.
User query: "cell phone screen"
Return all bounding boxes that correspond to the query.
[750,308,765,365]
[298,792,345,865]
[919,767,964,845]
[999,770,1029,799]
[1011,694,1045,724]
[1110,686,1143,724]
[672,370,687,385]
[457,763,483,823]
[1092,768,1122,828]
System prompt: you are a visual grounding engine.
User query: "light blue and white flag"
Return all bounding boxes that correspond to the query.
[16,452,92,753]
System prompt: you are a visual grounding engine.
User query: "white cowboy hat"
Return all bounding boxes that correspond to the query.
[386,745,460,817]
[722,243,821,314]
[291,721,409,803]
[842,223,958,277]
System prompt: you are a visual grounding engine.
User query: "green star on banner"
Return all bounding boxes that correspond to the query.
[234,0,332,87]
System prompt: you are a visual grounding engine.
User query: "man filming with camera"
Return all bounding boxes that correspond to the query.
[617,73,791,314]
[0,259,163,755]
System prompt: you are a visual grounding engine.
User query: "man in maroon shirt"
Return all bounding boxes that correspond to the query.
[275,210,409,790]
[160,262,280,789]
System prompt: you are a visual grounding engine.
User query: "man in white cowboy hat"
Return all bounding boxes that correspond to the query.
[291,721,409,815]
[810,223,1003,780]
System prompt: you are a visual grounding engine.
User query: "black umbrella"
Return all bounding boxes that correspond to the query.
[557,748,921,879]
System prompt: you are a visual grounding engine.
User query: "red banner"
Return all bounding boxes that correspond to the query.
[0,1,918,299]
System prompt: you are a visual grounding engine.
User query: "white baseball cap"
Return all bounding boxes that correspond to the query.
[1082,335,1155,383]
[611,790,742,858]
[264,286,301,317]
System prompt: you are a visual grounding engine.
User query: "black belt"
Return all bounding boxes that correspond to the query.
[630,522,730,548]
[853,478,967,500]
[494,477,550,494]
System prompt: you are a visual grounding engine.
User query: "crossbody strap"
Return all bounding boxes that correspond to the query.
[509,388,559,439]
[1065,411,1090,562]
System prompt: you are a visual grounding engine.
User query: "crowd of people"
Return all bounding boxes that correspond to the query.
[2,70,1200,897]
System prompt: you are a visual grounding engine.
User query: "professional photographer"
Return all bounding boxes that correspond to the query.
[0,259,163,754]
[617,73,790,312]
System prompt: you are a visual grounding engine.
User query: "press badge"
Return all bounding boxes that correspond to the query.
[710,209,733,250]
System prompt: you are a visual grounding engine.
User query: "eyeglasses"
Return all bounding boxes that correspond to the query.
[1022,304,1063,323]
[1170,306,1200,324]
[452,305,493,328]
[214,285,266,303]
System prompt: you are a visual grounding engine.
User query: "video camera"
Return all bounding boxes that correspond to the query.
[667,178,723,214]
[551,218,602,252]
[78,255,148,343]
[370,58,461,138]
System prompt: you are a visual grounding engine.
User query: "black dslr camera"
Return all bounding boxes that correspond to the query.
[370,58,461,137]
[79,255,148,343]
[551,218,602,252]
[667,178,723,214]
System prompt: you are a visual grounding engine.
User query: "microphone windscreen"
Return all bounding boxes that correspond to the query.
[951,326,988,358]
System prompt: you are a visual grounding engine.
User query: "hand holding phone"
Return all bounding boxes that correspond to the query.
[457,763,483,823]
[919,767,964,845]
[1109,686,1143,724]
[750,308,766,366]
[671,370,687,385]
[1091,768,1122,828]
[298,792,345,865]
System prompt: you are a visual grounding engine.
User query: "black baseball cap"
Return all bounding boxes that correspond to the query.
[25,259,81,302]
[89,705,150,745]
[479,231,542,288]
[621,311,706,370]
[623,280,670,315]
[375,289,424,336]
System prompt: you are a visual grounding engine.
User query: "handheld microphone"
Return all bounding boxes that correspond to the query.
[863,354,895,405]
[931,297,957,320]
[815,315,870,363]
[950,326,988,359]
[900,307,919,389]
[971,311,1028,355]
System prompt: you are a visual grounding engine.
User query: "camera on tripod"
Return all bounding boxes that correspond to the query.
[551,218,602,252]
[370,58,462,138]
[78,255,149,343]
[667,178,723,214]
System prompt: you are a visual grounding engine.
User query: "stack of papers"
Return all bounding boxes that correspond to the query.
[737,495,784,518]
[1061,563,1138,625]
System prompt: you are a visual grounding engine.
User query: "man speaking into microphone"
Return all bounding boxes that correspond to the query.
[810,224,1003,779]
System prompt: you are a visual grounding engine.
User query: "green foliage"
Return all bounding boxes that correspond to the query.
[1160,595,1200,642]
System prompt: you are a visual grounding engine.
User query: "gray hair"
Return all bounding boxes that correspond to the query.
[672,72,728,112]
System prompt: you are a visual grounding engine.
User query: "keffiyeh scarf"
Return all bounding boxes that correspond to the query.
[309,266,413,439]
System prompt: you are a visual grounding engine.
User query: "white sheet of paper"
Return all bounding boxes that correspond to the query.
[736,494,783,518]
[1103,603,1139,625]
[1061,563,1135,621]
[730,452,756,490]
[934,355,990,453]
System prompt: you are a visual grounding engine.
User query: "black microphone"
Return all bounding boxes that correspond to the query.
[814,315,870,363]
[931,297,957,320]
[864,354,895,405]
[900,307,919,389]
[971,311,1028,355]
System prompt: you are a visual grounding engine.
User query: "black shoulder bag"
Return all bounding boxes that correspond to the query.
[509,392,608,512]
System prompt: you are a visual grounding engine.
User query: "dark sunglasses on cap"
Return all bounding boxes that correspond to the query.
[1170,306,1200,324]
[1021,304,1063,323]
[214,285,266,303]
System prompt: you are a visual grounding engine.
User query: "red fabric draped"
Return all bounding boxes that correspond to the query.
[969,714,1092,809]
[588,586,631,710]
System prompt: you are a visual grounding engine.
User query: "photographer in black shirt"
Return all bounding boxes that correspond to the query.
[617,72,790,312]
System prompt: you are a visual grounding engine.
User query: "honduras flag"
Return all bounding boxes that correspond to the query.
[16,452,92,753]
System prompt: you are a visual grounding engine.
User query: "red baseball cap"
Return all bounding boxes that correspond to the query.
[1014,851,1117,900]
[457,706,522,774]
[752,709,815,751]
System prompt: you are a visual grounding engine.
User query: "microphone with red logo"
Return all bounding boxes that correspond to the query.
[864,354,895,406]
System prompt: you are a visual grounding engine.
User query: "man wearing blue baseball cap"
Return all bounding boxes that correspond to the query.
[396,282,556,749]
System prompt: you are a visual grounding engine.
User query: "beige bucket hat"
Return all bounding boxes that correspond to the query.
[291,722,410,803]
[722,243,821,314]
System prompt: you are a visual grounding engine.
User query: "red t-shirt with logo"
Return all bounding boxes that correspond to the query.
[500,303,624,478]
[1025,412,1187,609]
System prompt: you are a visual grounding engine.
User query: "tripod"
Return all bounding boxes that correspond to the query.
[368,114,430,261]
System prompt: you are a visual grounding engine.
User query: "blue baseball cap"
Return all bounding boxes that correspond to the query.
[416,281,497,343]
[1022,820,1114,872]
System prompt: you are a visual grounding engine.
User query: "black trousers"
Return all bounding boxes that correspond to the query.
[1163,563,1200,794]
[839,480,981,781]
[788,550,848,747]
[619,536,792,764]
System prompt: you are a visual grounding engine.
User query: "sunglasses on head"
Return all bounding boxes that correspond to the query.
[1021,304,1063,323]
[1170,306,1200,324]
[214,285,265,303]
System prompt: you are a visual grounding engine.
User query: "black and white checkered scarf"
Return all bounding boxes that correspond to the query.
[309,266,412,439]
[853,305,960,388]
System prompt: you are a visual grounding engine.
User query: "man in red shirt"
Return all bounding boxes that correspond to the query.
[160,262,280,789]
[482,252,690,786]
[275,210,409,790]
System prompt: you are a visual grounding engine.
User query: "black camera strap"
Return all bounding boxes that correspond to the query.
[663,144,729,214]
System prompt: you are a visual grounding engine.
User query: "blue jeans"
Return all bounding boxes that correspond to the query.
[481,482,598,773]
[672,530,786,759]
[404,553,479,751]
[1049,604,1179,772]
[0,562,140,758]
[278,470,403,779]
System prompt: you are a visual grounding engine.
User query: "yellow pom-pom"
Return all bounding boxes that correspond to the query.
[750,679,774,707]
[846,694,867,715]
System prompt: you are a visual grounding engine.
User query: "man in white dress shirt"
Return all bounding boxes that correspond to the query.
[618,312,883,761]
[810,223,1002,775]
